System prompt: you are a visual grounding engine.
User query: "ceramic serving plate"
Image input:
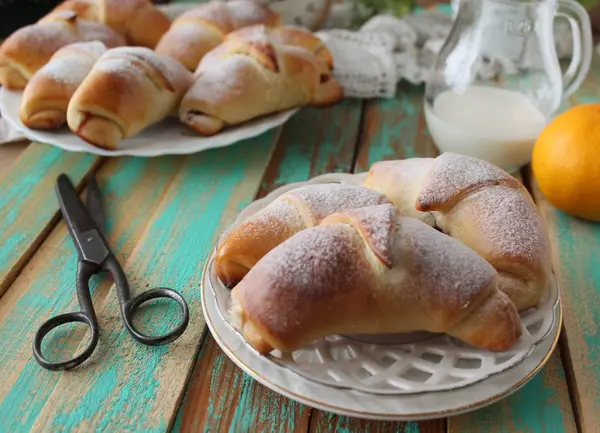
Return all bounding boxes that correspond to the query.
[201,172,562,420]
[0,88,297,157]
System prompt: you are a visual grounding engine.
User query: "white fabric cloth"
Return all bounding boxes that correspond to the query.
[0,112,24,144]
[316,30,398,98]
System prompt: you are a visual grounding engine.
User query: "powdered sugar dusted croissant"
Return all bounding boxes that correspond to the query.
[216,184,390,287]
[231,204,522,354]
[225,24,334,70]
[42,0,171,48]
[179,31,343,136]
[0,12,124,90]
[363,152,551,311]
[155,0,282,71]
[20,41,108,130]
[67,47,194,150]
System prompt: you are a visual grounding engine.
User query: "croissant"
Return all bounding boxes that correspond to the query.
[363,152,551,311]
[216,184,390,287]
[20,41,108,130]
[231,204,522,354]
[0,12,125,90]
[155,0,282,71]
[66,47,194,150]
[179,35,343,136]
[225,24,334,71]
[41,0,171,48]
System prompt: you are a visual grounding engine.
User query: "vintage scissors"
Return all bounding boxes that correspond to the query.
[33,174,190,371]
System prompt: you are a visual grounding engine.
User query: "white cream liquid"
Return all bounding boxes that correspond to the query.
[424,86,548,173]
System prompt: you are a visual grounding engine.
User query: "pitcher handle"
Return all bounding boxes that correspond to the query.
[556,0,593,97]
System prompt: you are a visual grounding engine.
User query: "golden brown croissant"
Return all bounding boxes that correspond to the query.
[155,0,282,71]
[42,0,171,48]
[179,35,343,136]
[363,152,551,311]
[66,47,194,150]
[225,24,334,70]
[216,184,390,287]
[0,12,125,90]
[231,204,522,354]
[20,41,108,130]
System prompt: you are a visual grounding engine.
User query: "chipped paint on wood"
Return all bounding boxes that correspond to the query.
[0,155,184,432]
[27,132,278,432]
[0,144,100,297]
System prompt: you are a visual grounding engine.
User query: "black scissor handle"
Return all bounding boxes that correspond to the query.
[122,287,190,346]
[32,311,100,371]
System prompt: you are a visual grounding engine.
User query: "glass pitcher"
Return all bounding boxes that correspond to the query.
[424,0,592,173]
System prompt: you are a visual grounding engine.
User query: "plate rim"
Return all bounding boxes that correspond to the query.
[0,87,298,157]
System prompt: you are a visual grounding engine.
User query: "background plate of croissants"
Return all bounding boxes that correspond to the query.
[200,153,562,419]
[0,0,343,156]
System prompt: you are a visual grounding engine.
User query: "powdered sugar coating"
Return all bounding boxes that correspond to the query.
[225,1,281,29]
[39,41,107,84]
[95,47,194,93]
[4,21,76,51]
[176,0,279,36]
[0,16,123,79]
[283,184,391,225]
[239,224,372,337]
[323,204,396,268]
[226,200,305,247]
[417,152,521,210]
[448,186,550,264]
[76,20,125,47]
[396,217,496,318]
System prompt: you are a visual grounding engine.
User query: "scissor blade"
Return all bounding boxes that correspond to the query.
[86,176,107,237]
[56,174,106,260]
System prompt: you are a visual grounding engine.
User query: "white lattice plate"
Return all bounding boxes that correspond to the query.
[202,172,562,420]
[0,88,297,157]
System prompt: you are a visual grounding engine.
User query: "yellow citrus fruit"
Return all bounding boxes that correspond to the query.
[532,103,600,221]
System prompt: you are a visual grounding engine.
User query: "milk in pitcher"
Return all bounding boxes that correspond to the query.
[424,86,547,173]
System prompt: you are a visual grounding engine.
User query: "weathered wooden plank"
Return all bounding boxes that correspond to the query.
[355,83,438,171]
[448,350,576,433]
[0,140,28,177]
[172,101,363,433]
[29,131,280,432]
[0,143,101,297]
[0,155,185,432]
[310,413,445,433]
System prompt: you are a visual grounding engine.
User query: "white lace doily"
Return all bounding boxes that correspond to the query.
[318,7,578,97]
[207,172,560,396]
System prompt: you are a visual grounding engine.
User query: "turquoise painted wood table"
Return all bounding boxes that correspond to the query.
[4,52,600,433]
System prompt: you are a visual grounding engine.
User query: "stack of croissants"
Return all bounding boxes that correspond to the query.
[0,0,343,150]
[216,153,552,355]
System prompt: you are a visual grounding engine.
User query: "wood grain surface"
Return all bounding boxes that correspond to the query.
[26,133,279,432]
[0,141,27,177]
[0,144,100,298]
[0,155,183,432]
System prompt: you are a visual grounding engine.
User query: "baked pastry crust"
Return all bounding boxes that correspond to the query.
[230,204,522,354]
[363,152,551,311]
